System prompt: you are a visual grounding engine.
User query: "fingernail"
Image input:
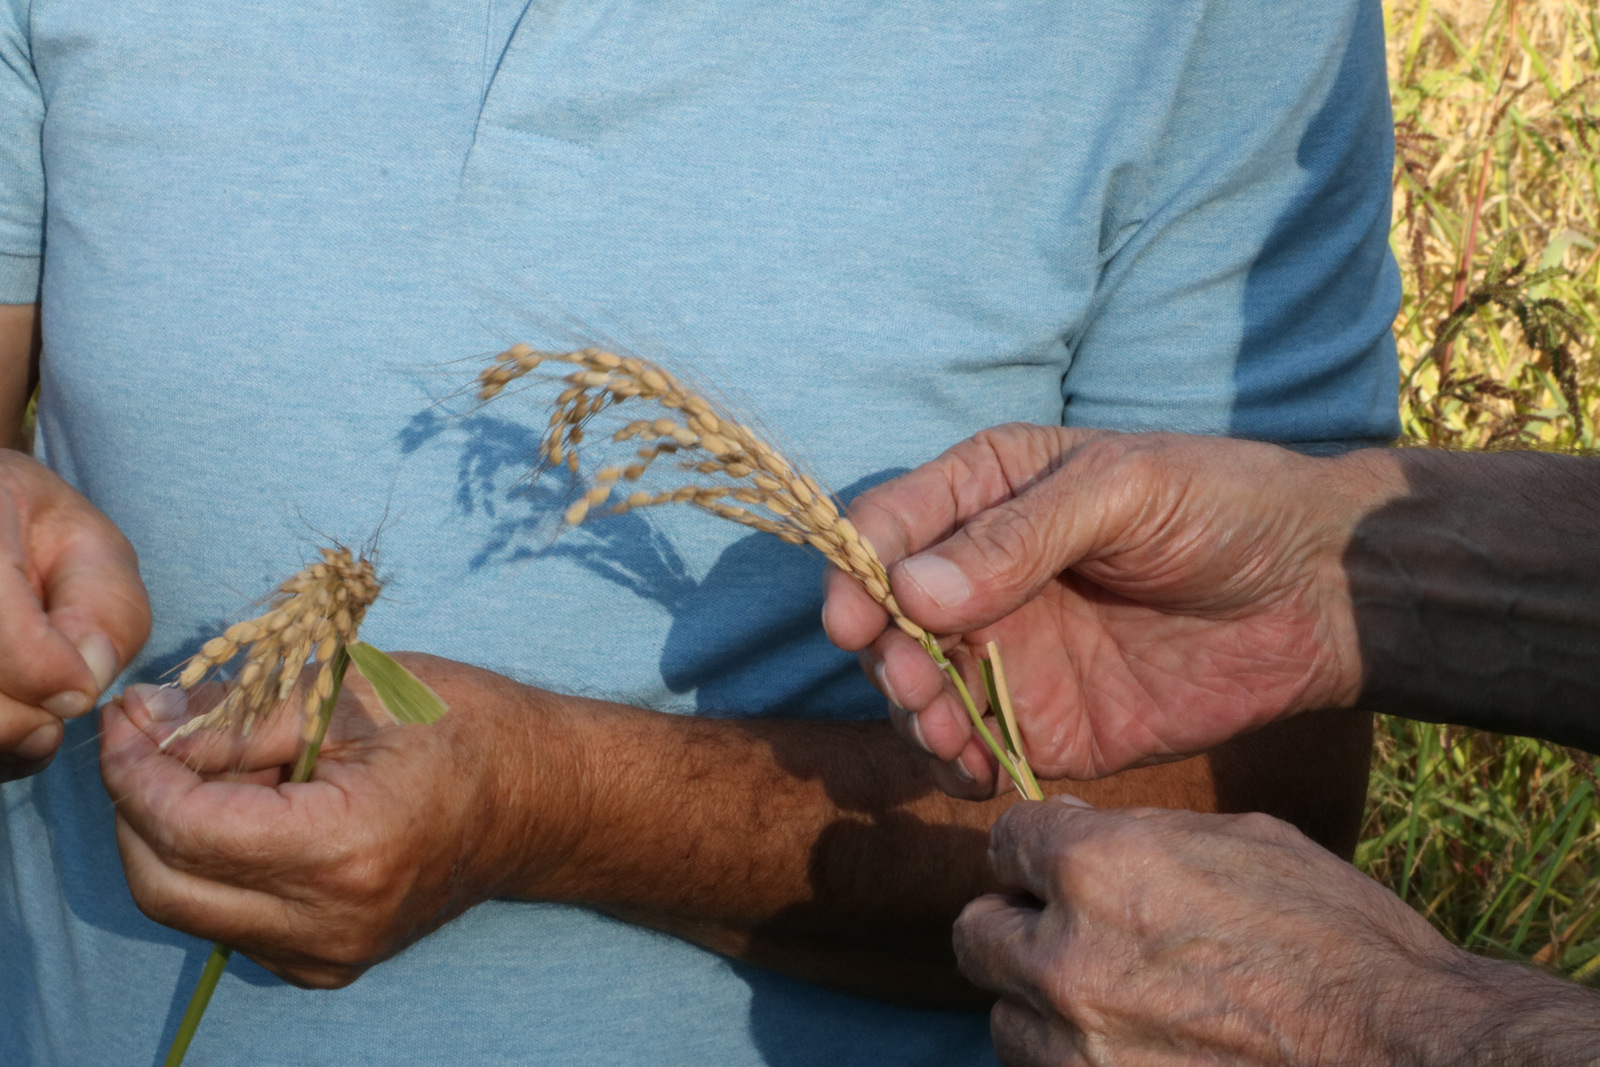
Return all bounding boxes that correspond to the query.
[873,661,904,709]
[129,683,189,722]
[39,634,120,718]
[1054,793,1093,809]
[897,556,971,611]
[15,722,61,762]
[42,690,91,717]
[905,712,933,756]
[76,633,120,694]
[949,756,975,783]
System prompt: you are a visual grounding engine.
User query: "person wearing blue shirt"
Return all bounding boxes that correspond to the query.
[3,3,1399,1063]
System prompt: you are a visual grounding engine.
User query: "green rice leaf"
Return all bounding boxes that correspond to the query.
[347,642,449,725]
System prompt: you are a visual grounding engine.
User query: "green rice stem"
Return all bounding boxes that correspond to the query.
[920,635,1042,801]
[161,943,232,1067]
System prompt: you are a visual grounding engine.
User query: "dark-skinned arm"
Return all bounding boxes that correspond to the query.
[1348,448,1600,751]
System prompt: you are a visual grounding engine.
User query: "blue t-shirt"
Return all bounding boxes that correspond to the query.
[0,2,1400,1064]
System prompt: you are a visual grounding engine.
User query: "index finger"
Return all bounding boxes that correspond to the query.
[845,425,1037,568]
[987,797,1101,903]
[952,891,1048,1007]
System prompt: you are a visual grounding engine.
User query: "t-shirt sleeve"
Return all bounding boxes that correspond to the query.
[1064,0,1400,450]
[0,0,44,304]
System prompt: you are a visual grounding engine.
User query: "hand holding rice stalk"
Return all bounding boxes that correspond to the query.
[478,343,1041,801]
[160,546,449,1067]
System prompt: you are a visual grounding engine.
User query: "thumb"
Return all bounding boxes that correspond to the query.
[887,449,1125,634]
[41,524,152,705]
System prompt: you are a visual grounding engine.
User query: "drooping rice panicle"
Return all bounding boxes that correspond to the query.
[477,344,1040,798]
[164,546,382,746]
[478,343,931,643]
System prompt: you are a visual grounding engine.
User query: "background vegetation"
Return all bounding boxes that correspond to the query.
[1359,0,1600,978]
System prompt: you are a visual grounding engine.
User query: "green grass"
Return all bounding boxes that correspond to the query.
[1360,721,1600,977]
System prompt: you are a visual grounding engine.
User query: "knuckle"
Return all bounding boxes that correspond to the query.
[950,905,985,966]
[989,799,1032,848]
[962,506,1045,583]
[288,902,391,970]
[1067,432,1141,482]
[1229,810,1299,844]
[144,810,187,865]
[325,852,396,904]
[126,884,167,924]
[319,930,386,970]
[127,877,190,931]
[1052,832,1122,891]
[845,496,906,559]
[0,470,27,516]
[969,421,1050,463]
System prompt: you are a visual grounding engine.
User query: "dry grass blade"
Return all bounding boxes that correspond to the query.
[164,546,382,745]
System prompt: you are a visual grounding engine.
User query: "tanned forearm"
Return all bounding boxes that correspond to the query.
[433,646,1355,1010]
[482,692,1028,1008]
[1339,448,1600,752]
[0,302,39,449]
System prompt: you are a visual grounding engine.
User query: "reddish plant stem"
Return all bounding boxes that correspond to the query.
[1439,0,1521,381]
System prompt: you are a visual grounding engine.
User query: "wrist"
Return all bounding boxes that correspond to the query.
[467,675,601,904]
[1373,946,1505,1066]
[1294,447,1409,712]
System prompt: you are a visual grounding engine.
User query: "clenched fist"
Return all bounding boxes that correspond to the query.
[957,798,1600,1066]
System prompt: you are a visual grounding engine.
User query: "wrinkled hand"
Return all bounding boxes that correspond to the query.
[823,425,1398,794]
[0,449,149,779]
[100,654,581,988]
[955,799,1482,1067]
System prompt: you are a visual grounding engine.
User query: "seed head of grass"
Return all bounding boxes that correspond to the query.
[478,344,929,643]
[164,546,382,744]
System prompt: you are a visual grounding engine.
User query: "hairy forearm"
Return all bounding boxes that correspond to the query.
[1466,964,1600,1067]
[1390,952,1600,1067]
[484,691,1017,1008]
[1340,448,1600,751]
[470,685,1341,1008]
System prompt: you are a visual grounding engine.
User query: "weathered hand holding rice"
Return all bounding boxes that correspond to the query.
[158,545,445,1067]
[477,343,1040,800]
